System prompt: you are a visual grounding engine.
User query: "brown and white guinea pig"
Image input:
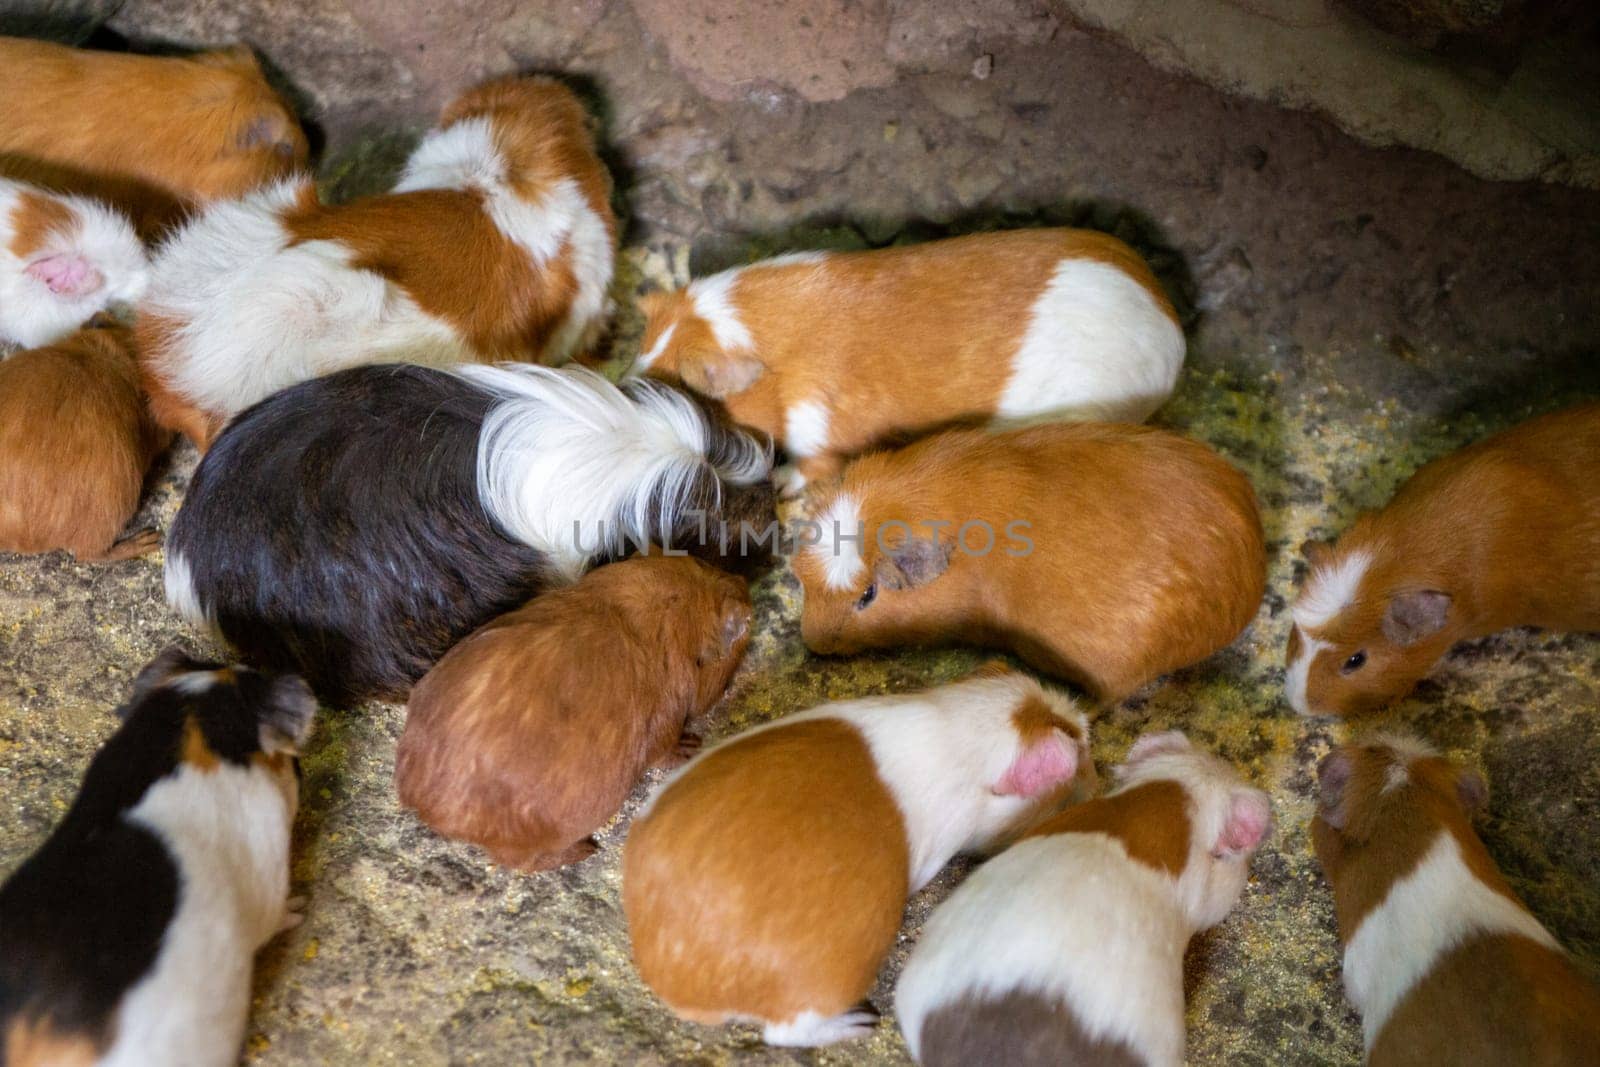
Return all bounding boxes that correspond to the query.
[395,555,752,872]
[794,423,1266,703]
[1287,401,1600,718]
[0,177,147,348]
[1312,735,1600,1064]
[0,37,305,237]
[622,664,1096,1048]
[136,74,616,449]
[0,646,315,1067]
[895,731,1270,1067]
[632,228,1184,496]
[0,319,171,561]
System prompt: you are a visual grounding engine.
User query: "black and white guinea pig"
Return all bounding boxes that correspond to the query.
[164,362,771,707]
[0,646,315,1067]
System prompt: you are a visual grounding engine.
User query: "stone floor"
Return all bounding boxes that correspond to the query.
[4,8,1600,1066]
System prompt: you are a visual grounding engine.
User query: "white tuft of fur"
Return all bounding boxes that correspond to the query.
[99,760,297,1067]
[635,321,676,372]
[393,118,508,195]
[1343,830,1559,1052]
[1285,632,1331,716]
[686,268,755,353]
[811,492,866,591]
[1293,549,1374,632]
[0,178,148,348]
[784,399,831,459]
[463,364,768,581]
[763,1008,879,1048]
[994,258,1184,427]
[163,552,216,635]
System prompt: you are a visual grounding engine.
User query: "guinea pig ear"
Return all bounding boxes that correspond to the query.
[1315,749,1355,830]
[1381,590,1452,647]
[259,675,318,756]
[704,598,751,661]
[1455,767,1488,815]
[994,728,1079,798]
[26,253,103,297]
[637,290,670,322]
[874,534,953,591]
[1216,790,1271,856]
[1125,730,1192,765]
[1299,538,1334,572]
[130,644,197,702]
[678,349,765,398]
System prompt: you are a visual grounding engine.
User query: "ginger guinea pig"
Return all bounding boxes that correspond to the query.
[0,646,315,1067]
[896,731,1269,1067]
[1,177,147,347]
[633,228,1184,496]
[622,665,1095,1048]
[137,74,616,448]
[1313,735,1600,1064]
[396,555,752,872]
[0,38,305,237]
[0,319,171,561]
[795,423,1266,703]
[1287,400,1600,717]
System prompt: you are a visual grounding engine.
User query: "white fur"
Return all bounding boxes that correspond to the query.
[895,832,1187,1066]
[994,258,1184,426]
[1343,830,1559,1052]
[763,1008,879,1047]
[463,364,769,581]
[163,552,216,635]
[1285,634,1331,717]
[687,269,755,353]
[811,492,866,591]
[0,178,147,348]
[1293,549,1374,632]
[98,759,297,1067]
[635,321,676,371]
[784,399,831,459]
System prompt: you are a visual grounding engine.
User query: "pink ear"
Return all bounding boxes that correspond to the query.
[1218,791,1271,855]
[995,731,1079,798]
[26,253,103,297]
[1126,730,1191,765]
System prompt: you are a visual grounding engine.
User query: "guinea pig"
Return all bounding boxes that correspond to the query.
[633,228,1184,496]
[622,664,1096,1048]
[395,555,752,872]
[1312,735,1600,1063]
[137,74,616,448]
[0,38,305,237]
[164,363,769,707]
[0,319,171,561]
[0,177,147,347]
[1287,400,1600,717]
[794,423,1266,703]
[0,645,315,1067]
[895,731,1270,1067]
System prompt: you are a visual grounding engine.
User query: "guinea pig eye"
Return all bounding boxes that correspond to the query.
[1341,651,1368,674]
[855,583,878,611]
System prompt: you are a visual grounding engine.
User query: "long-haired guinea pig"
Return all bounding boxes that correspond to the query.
[622,664,1095,1048]
[0,177,147,347]
[1313,735,1600,1063]
[164,363,769,708]
[395,555,752,872]
[633,228,1183,496]
[0,37,305,237]
[1288,400,1600,717]
[137,75,616,449]
[794,423,1266,703]
[0,319,171,561]
[0,646,315,1067]
[896,731,1269,1067]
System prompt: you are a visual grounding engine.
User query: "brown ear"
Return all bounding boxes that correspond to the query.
[1315,749,1355,829]
[128,645,196,708]
[678,349,765,398]
[260,675,318,756]
[637,290,670,322]
[874,534,953,591]
[1456,767,1488,815]
[709,598,751,659]
[1300,538,1334,570]
[1381,590,1451,647]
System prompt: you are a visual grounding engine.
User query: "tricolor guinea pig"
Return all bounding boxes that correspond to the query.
[622,665,1095,1048]
[137,74,616,448]
[1287,400,1600,717]
[633,228,1184,496]
[0,177,147,347]
[0,319,171,561]
[395,555,752,872]
[0,646,315,1067]
[164,363,769,707]
[895,731,1270,1067]
[0,37,305,237]
[795,423,1266,703]
[1313,735,1600,1064]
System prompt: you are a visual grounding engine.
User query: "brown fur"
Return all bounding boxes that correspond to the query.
[4,1015,99,1067]
[1313,739,1600,1062]
[0,38,306,237]
[1294,401,1600,716]
[640,229,1178,482]
[6,187,77,261]
[1024,779,1192,876]
[919,989,1144,1067]
[396,557,750,873]
[796,423,1267,702]
[0,322,171,560]
[622,717,909,1025]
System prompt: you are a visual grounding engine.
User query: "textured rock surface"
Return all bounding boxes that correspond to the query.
[3,6,1600,1066]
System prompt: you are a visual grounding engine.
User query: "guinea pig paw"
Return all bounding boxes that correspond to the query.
[763,1007,880,1048]
[277,897,308,933]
